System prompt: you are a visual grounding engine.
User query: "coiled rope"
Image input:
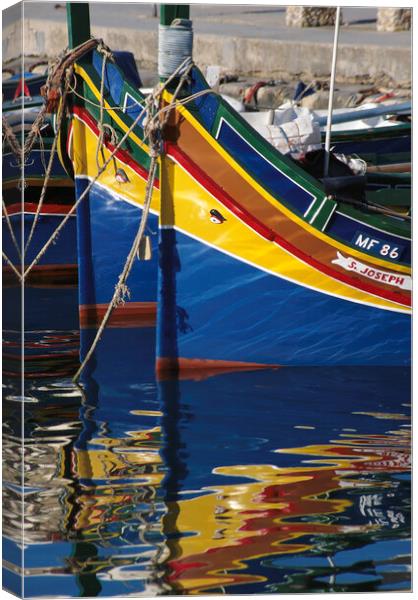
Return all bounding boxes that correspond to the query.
[158,18,193,79]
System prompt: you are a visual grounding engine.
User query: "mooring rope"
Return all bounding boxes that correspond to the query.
[72,59,205,382]
[13,46,216,378]
[2,250,22,281]
[23,56,203,281]
[72,151,159,383]
[23,90,151,280]
[2,199,22,260]
[2,115,21,155]
[24,70,72,255]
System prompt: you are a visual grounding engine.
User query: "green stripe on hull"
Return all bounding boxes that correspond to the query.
[304,196,338,231]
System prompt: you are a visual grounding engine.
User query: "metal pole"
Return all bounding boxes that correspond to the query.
[324,6,341,178]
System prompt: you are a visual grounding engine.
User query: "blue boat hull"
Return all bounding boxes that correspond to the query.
[75,177,159,307]
[157,227,411,367]
[3,213,77,266]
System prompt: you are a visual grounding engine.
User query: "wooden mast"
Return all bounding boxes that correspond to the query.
[160,4,190,26]
[66,2,91,48]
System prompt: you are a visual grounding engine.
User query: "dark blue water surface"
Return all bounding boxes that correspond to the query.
[2,293,411,597]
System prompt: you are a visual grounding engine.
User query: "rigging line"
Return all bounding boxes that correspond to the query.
[23,91,150,280]
[2,200,22,259]
[72,60,200,382]
[24,72,72,255]
[72,156,158,383]
[2,251,22,281]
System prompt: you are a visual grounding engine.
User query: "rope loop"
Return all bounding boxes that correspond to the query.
[96,40,114,62]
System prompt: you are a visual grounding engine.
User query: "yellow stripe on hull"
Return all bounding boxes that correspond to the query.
[165,90,410,276]
[161,155,409,313]
[70,116,160,214]
[74,64,150,155]
[68,79,409,314]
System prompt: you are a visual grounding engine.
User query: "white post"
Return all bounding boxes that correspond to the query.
[324,6,341,178]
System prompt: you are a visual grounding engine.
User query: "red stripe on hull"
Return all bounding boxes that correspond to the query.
[2,264,78,286]
[3,351,79,360]
[166,143,410,308]
[166,142,275,241]
[4,203,74,216]
[72,106,160,189]
[80,302,157,329]
[157,357,281,381]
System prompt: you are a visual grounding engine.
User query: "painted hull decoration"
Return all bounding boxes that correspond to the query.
[62,44,410,370]
[58,48,161,342]
[156,68,411,369]
[332,252,411,291]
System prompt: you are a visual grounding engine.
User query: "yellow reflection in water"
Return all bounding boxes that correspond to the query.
[163,424,410,594]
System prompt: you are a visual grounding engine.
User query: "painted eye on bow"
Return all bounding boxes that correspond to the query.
[210,209,226,224]
[115,168,130,183]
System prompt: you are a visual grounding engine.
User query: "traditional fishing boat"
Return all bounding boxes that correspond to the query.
[2,69,77,286]
[53,15,161,339]
[316,106,411,169]
[157,69,410,368]
[58,4,410,375]
[242,100,411,172]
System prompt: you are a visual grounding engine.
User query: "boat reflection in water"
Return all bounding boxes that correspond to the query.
[3,322,411,596]
[2,283,81,595]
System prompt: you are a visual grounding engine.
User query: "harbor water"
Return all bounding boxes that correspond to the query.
[2,287,411,596]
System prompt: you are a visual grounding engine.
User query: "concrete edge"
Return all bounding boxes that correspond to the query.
[2,19,411,83]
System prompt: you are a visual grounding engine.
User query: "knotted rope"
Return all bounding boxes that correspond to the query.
[20,40,117,265]
[23,56,211,281]
[2,114,22,158]
[22,96,149,280]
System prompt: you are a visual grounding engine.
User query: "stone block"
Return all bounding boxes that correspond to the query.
[377,8,411,32]
[286,7,339,28]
